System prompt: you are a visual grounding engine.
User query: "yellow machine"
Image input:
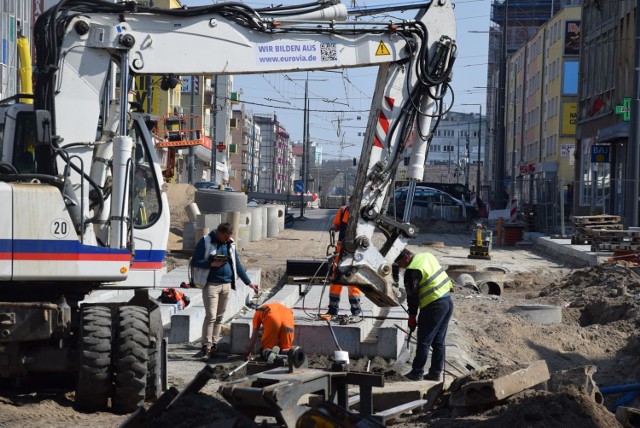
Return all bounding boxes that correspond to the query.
[469,224,492,260]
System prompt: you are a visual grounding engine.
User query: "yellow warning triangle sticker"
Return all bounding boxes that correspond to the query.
[375,41,391,56]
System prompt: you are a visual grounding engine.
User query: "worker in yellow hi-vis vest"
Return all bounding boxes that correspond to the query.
[395,248,453,382]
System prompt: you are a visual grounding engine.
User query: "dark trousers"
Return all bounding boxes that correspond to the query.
[411,295,453,376]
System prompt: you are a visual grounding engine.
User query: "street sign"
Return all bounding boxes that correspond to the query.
[294,180,304,193]
[591,145,610,163]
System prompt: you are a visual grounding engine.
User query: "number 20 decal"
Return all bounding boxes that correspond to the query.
[51,219,70,238]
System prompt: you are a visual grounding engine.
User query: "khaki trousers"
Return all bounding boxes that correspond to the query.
[201,282,231,347]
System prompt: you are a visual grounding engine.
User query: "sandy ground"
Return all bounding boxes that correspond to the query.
[0,187,636,427]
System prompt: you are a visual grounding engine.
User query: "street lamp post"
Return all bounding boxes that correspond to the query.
[462,103,483,198]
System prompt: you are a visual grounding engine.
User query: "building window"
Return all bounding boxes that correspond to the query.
[563,60,579,95]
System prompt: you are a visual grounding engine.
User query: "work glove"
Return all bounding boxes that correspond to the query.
[408,315,417,331]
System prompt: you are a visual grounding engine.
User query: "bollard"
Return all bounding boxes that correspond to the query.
[496,217,503,247]
[509,197,517,223]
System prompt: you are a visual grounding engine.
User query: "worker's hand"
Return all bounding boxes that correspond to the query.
[210,260,227,268]
[408,315,417,330]
[249,283,259,294]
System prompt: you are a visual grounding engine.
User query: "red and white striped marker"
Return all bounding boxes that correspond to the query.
[510,197,517,223]
[373,96,395,148]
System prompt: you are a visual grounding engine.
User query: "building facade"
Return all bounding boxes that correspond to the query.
[0,1,33,101]
[254,114,292,194]
[230,108,261,192]
[574,0,627,218]
[505,5,581,230]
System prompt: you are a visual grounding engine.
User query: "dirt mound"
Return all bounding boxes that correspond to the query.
[538,264,640,328]
[414,366,621,428]
[147,392,255,428]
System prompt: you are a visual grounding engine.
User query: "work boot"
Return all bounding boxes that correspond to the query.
[325,308,338,316]
[403,371,422,381]
[200,345,211,359]
[209,343,218,358]
[423,372,442,381]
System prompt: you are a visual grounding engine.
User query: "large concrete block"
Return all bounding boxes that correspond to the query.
[166,269,260,344]
[169,305,205,344]
[449,360,550,407]
[196,213,222,230]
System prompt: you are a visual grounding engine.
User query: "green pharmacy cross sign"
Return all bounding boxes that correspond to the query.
[615,97,631,122]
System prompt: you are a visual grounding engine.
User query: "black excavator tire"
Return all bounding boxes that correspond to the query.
[75,305,113,412]
[112,305,149,414]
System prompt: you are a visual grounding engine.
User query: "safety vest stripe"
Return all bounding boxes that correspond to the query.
[419,277,451,300]
[423,267,444,286]
[285,327,295,333]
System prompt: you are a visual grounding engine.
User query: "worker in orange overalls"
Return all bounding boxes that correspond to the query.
[326,197,362,318]
[245,302,295,361]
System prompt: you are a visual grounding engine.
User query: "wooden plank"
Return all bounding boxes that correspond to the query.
[572,215,621,224]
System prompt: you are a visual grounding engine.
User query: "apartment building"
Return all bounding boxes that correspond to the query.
[505,5,581,229]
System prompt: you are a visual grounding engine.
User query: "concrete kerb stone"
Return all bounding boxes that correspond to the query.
[533,236,602,267]
[349,380,441,413]
[166,268,261,344]
[229,284,301,354]
[449,360,550,407]
[229,282,407,359]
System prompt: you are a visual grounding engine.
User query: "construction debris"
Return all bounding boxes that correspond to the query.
[449,361,550,407]
[571,215,623,245]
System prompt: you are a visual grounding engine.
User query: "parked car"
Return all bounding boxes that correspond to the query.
[395,182,473,203]
[388,186,478,220]
[194,181,234,191]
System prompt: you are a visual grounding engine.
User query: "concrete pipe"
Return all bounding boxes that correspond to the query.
[266,205,279,238]
[236,212,251,249]
[456,273,478,291]
[506,304,562,324]
[184,203,201,222]
[261,205,268,238]
[473,271,504,295]
[237,224,250,250]
[277,204,286,231]
[194,189,247,214]
[226,211,240,239]
[249,206,263,242]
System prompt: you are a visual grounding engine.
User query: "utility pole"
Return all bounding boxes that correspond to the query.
[210,75,218,183]
[299,77,308,220]
[462,103,483,195]
[188,75,195,184]
[476,105,482,197]
[465,122,470,189]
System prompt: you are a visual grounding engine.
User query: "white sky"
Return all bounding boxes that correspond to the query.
[180,0,490,160]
